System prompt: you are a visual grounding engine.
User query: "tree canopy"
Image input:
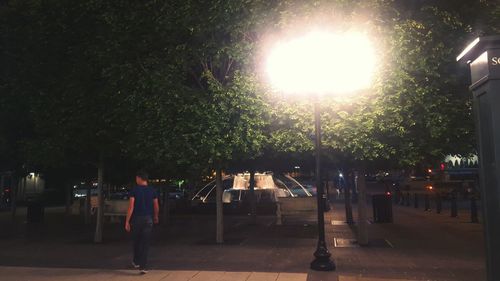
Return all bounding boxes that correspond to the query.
[1,0,498,182]
[263,0,494,168]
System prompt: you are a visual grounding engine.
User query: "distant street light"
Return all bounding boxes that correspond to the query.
[266,30,376,271]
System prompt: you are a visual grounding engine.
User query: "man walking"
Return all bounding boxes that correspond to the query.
[125,170,159,274]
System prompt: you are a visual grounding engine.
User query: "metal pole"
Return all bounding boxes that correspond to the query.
[451,191,458,218]
[344,174,353,224]
[471,197,479,223]
[424,193,430,211]
[436,193,442,214]
[310,100,335,271]
[94,156,104,243]
[356,169,369,245]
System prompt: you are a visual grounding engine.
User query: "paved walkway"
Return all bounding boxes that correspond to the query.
[0,266,308,281]
[0,266,417,281]
[0,186,487,281]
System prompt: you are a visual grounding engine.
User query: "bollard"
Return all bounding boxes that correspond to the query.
[405,192,411,206]
[344,182,353,224]
[276,202,282,226]
[424,193,430,211]
[470,197,479,223]
[414,193,419,209]
[394,190,399,204]
[399,190,404,205]
[436,193,442,214]
[451,192,458,218]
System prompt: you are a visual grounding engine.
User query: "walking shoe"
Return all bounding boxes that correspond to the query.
[131,262,140,269]
[139,268,148,274]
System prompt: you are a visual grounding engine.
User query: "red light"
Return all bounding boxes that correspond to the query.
[4,189,10,193]
[386,192,391,196]
[440,163,445,171]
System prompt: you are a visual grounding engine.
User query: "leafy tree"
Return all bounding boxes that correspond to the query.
[2,0,497,244]
[166,0,273,243]
[0,0,179,240]
[265,0,488,171]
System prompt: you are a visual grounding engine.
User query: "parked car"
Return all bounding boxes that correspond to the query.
[109,190,129,200]
[73,188,99,198]
[163,185,185,200]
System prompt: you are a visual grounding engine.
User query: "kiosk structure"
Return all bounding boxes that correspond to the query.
[457,35,500,281]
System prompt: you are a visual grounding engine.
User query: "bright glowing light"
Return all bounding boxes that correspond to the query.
[266,31,376,94]
[456,37,479,62]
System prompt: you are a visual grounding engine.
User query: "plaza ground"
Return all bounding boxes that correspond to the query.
[0,184,486,280]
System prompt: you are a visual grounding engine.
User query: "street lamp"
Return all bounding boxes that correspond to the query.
[266,30,376,271]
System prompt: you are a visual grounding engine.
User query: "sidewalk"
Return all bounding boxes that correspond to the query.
[0,195,486,281]
[326,196,485,281]
[0,265,417,281]
[0,266,309,281]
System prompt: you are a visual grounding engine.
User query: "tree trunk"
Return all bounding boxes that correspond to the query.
[0,175,4,206]
[344,176,353,224]
[106,184,111,199]
[10,176,18,220]
[85,188,91,224]
[249,169,256,224]
[162,187,170,224]
[94,156,104,243]
[356,169,369,246]
[215,166,224,244]
[65,182,72,216]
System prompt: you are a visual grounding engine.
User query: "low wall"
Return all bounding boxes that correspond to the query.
[276,196,317,225]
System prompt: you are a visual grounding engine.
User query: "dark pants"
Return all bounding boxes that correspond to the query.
[132,216,153,269]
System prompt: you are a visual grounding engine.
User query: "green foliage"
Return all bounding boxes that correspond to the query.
[189,72,268,164]
[163,0,274,171]
[366,4,476,165]
[267,98,314,153]
[1,0,497,178]
[265,0,485,168]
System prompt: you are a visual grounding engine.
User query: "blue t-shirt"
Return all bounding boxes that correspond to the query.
[129,185,158,217]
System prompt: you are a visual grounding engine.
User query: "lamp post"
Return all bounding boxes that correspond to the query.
[311,97,333,270]
[266,30,376,271]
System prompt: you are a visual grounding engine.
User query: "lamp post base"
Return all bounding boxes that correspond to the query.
[310,246,336,271]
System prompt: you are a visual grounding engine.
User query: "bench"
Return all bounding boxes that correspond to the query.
[70,198,128,222]
[103,200,129,223]
[276,197,317,225]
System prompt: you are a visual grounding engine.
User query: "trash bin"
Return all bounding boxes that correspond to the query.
[26,195,44,223]
[372,194,393,223]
